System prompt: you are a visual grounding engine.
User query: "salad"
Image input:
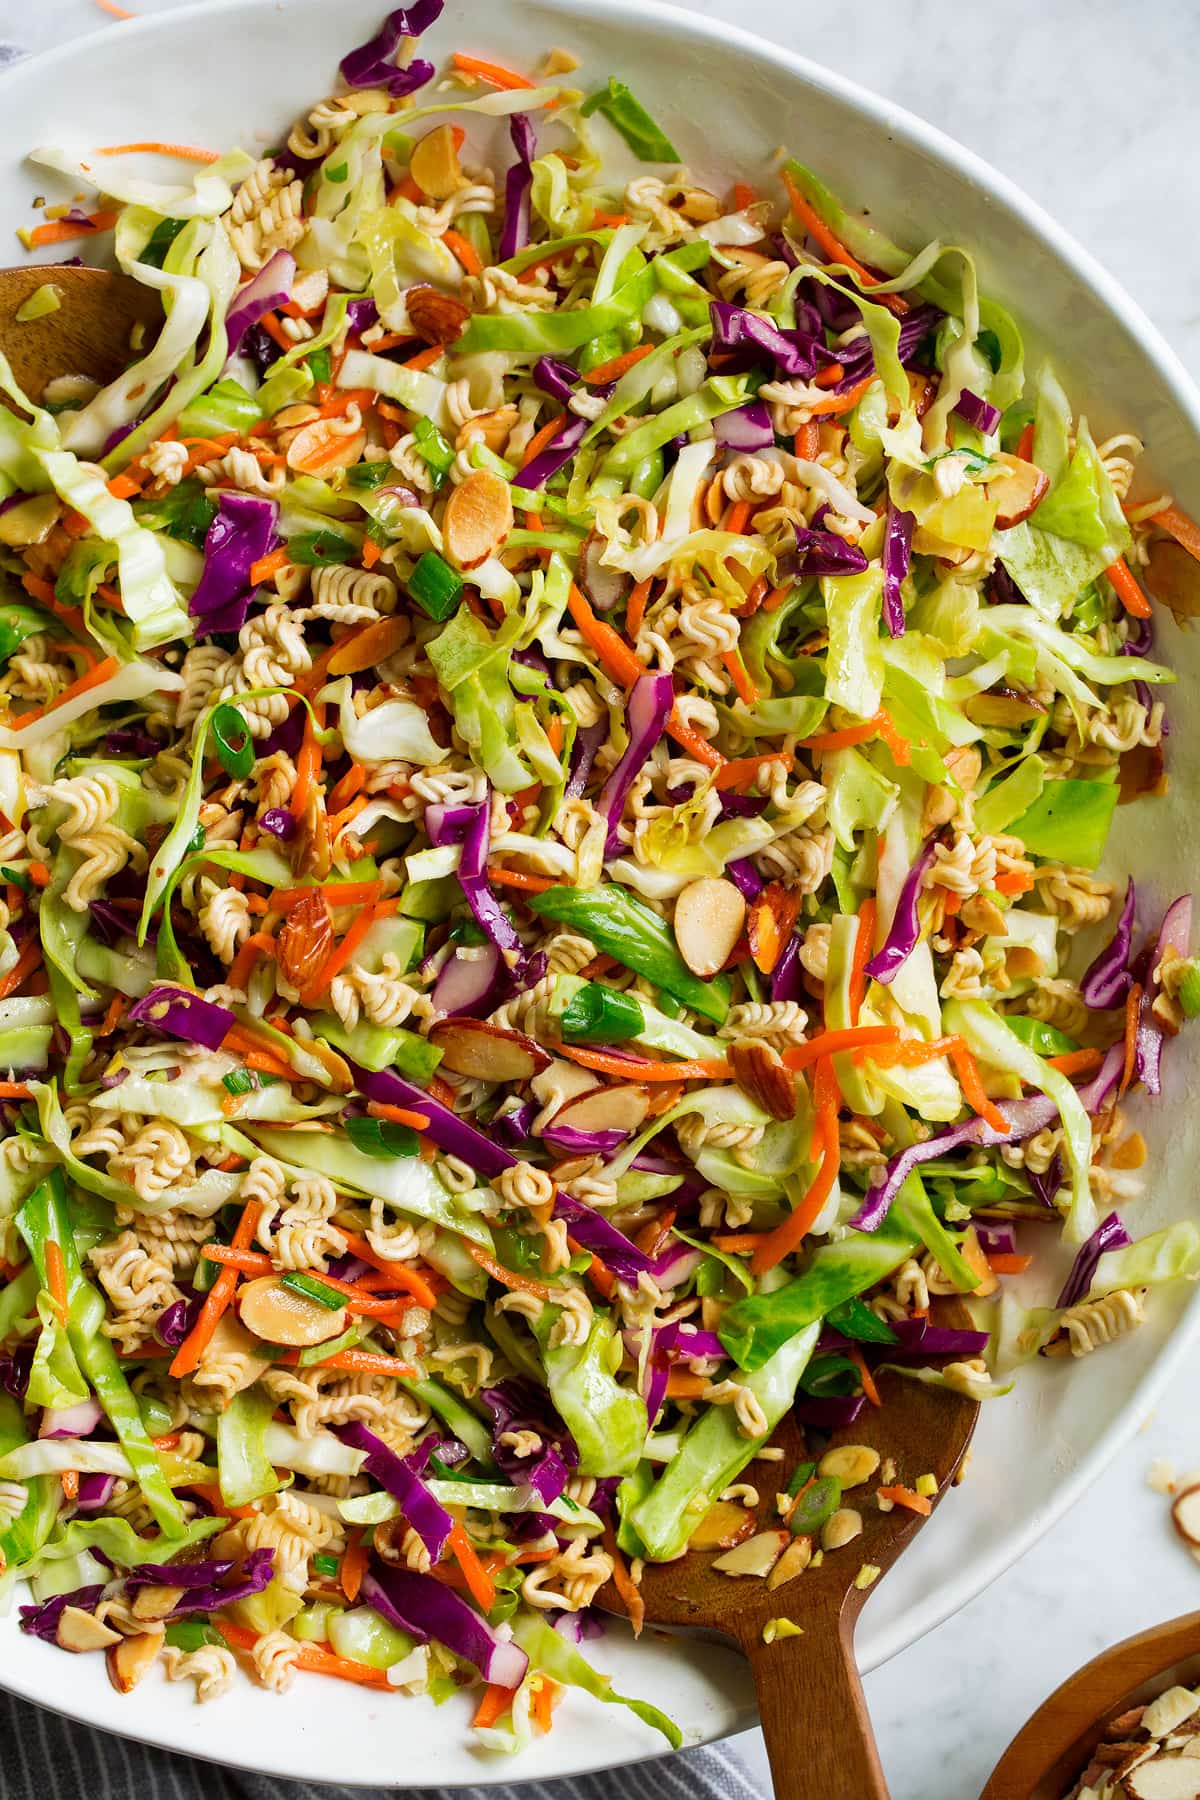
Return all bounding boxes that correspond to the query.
[0,0,1199,1746]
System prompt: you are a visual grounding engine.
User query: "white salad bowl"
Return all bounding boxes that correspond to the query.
[1,0,1199,1786]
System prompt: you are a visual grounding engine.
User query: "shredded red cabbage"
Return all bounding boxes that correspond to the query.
[713,401,775,452]
[498,113,536,261]
[257,807,298,842]
[1136,895,1192,1094]
[792,520,869,577]
[793,1393,866,1428]
[598,672,674,857]
[336,1422,453,1559]
[850,1093,1061,1231]
[769,932,805,1004]
[518,412,590,490]
[1056,1210,1132,1310]
[189,492,277,622]
[361,1560,529,1686]
[727,856,764,901]
[339,1,441,95]
[565,718,607,802]
[480,1379,577,1503]
[20,1584,107,1643]
[128,985,234,1051]
[709,301,834,379]
[882,504,914,636]
[953,389,1001,434]
[533,355,580,407]
[864,838,937,985]
[225,251,295,362]
[39,1397,103,1440]
[455,800,530,976]
[432,940,512,1018]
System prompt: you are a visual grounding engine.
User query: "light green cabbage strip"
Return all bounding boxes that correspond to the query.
[218,1384,283,1509]
[823,568,884,719]
[531,1307,647,1478]
[510,1614,682,1750]
[1089,1223,1200,1298]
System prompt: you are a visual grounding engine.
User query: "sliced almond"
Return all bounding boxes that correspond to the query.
[549,1083,650,1137]
[276,888,334,990]
[581,531,628,612]
[1144,538,1200,623]
[0,491,61,548]
[747,882,802,977]
[1124,1758,1200,1799]
[285,421,368,475]
[963,688,1047,729]
[130,1583,186,1623]
[727,1038,796,1121]
[406,283,472,347]
[1171,1483,1200,1548]
[986,452,1050,529]
[428,1017,550,1083]
[688,1500,755,1551]
[442,468,513,570]
[238,1275,348,1348]
[712,1529,788,1577]
[57,1606,122,1653]
[106,1631,163,1694]
[408,124,468,200]
[766,1534,813,1590]
[1107,1709,1150,1741]
[674,877,746,979]
[1144,1688,1200,1740]
[818,1444,880,1488]
[820,1507,863,1552]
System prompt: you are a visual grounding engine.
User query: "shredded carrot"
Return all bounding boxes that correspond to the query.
[532,1678,557,1734]
[874,711,913,766]
[473,1683,518,1729]
[781,1026,899,1072]
[6,656,119,732]
[845,1340,881,1408]
[97,140,218,163]
[45,1239,68,1326]
[625,577,652,640]
[324,763,367,817]
[0,938,41,1002]
[26,861,51,889]
[452,51,537,91]
[170,1200,261,1377]
[812,376,876,419]
[0,1080,31,1100]
[947,1041,1008,1134]
[96,994,126,1039]
[604,1527,644,1638]
[1016,423,1036,463]
[988,1252,1034,1275]
[485,865,556,894]
[441,227,483,275]
[666,705,723,769]
[465,1243,558,1300]
[801,707,909,763]
[794,421,821,461]
[1046,1048,1103,1078]
[25,209,118,247]
[662,1370,709,1398]
[340,1531,368,1605]
[400,343,444,373]
[750,1061,841,1275]
[183,1482,255,1520]
[256,311,293,353]
[446,1520,496,1612]
[93,0,135,15]
[312,1349,417,1377]
[360,537,383,571]
[248,547,289,586]
[105,473,142,500]
[332,1229,440,1311]
[732,181,758,211]
[583,343,655,387]
[812,363,846,390]
[327,612,412,675]
[1119,982,1142,1101]
[589,209,630,229]
[782,170,907,315]
[554,1042,730,1082]
[1151,503,1200,563]
[993,867,1035,897]
[201,1246,272,1275]
[720,647,757,705]
[365,1100,430,1131]
[877,1484,932,1516]
[216,1622,392,1688]
[709,1232,771,1252]
[224,930,275,995]
[723,499,752,537]
[713,751,792,792]
[1106,556,1153,619]
[520,411,568,471]
[848,898,877,1026]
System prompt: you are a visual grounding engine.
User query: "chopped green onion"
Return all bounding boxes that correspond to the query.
[343,1115,421,1159]
[560,983,645,1044]
[287,529,358,566]
[298,1323,361,1366]
[312,1551,341,1576]
[15,283,62,324]
[210,704,254,780]
[579,79,680,162]
[138,216,186,270]
[0,866,30,893]
[325,163,349,184]
[825,1298,899,1347]
[281,1270,347,1311]
[306,347,333,385]
[1003,1015,1079,1057]
[1176,959,1200,1019]
[785,1460,816,1499]
[412,416,456,487]
[347,460,393,490]
[165,1619,223,1653]
[408,550,463,622]
[788,1475,841,1537]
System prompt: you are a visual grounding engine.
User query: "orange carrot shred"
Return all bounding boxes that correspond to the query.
[877,1484,932,1516]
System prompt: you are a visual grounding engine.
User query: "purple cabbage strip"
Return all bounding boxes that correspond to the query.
[336,1421,454,1560]
[1056,1211,1132,1310]
[0,1343,33,1399]
[345,297,379,336]
[257,807,298,842]
[713,401,775,452]
[829,303,941,395]
[189,492,277,622]
[74,1473,117,1513]
[361,1561,529,1686]
[104,727,159,757]
[727,856,764,901]
[565,718,607,802]
[770,933,805,1004]
[1136,895,1193,1095]
[432,941,512,1019]
[973,1223,1016,1257]
[166,1547,276,1616]
[339,1,442,96]
[598,672,674,857]
[39,1397,103,1440]
[864,838,936,985]
[128,985,234,1053]
[792,520,869,578]
[518,412,590,490]
[533,355,580,407]
[989,562,1027,608]
[953,389,1001,435]
[154,1292,203,1349]
[878,1317,991,1359]
[882,505,914,637]
[1080,878,1136,1008]
[498,113,536,261]
[225,251,295,362]
[453,800,530,977]
[709,301,836,380]
[480,1379,577,1504]
[1025,1151,1063,1210]
[540,1123,630,1157]
[20,1585,107,1644]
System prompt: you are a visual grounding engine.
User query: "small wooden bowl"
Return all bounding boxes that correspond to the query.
[981,1611,1200,1799]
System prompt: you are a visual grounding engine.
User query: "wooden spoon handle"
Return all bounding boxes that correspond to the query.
[744,1613,889,1800]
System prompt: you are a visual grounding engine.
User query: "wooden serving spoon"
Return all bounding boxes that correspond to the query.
[599,1301,979,1800]
[0,265,161,404]
[981,1611,1200,1799]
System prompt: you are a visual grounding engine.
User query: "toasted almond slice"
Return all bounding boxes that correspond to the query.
[767,1534,813,1590]
[818,1444,881,1488]
[1171,1483,1200,1548]
[580,531,628,611]
[57,1606,122,1653]
[238,1275,348,1348]
[674,877,746,979]
[688,1500,755,1551]
[549,1083,650,1136]
[1144,1687,1200,1741]
[986,452,1050,529]
[130,1583,187,1623]
[747,882,802,976]
[428,1017,550,1083]
[286,422,367,475]
[712,1529,788,1577]
[106,1631,163,1694]
[727,1038,796,1121]
[277,888,334,990]
[1144,538,1200,622]
[1124,1758,1200,1799]
[442,468,513,569]
[406,283,472,346]
[409,124,468,200]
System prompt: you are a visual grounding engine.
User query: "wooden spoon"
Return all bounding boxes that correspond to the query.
[0,265,161,404]
[599,1300,979,1800]
[981,1611,1200,1799]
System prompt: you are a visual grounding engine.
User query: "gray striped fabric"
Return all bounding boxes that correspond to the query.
[0,1684,763,1798]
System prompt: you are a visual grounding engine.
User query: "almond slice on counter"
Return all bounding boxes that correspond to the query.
[442,468,513,568]
[674,876,745,979]
[428,1017,550,1083]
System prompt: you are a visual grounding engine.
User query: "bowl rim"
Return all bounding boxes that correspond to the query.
[2,0,1200,1784]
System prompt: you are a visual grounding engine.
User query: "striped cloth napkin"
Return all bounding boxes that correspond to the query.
[0,6,763,1796]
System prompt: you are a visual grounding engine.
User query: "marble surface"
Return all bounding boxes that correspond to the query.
[6,2,1200,1796]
